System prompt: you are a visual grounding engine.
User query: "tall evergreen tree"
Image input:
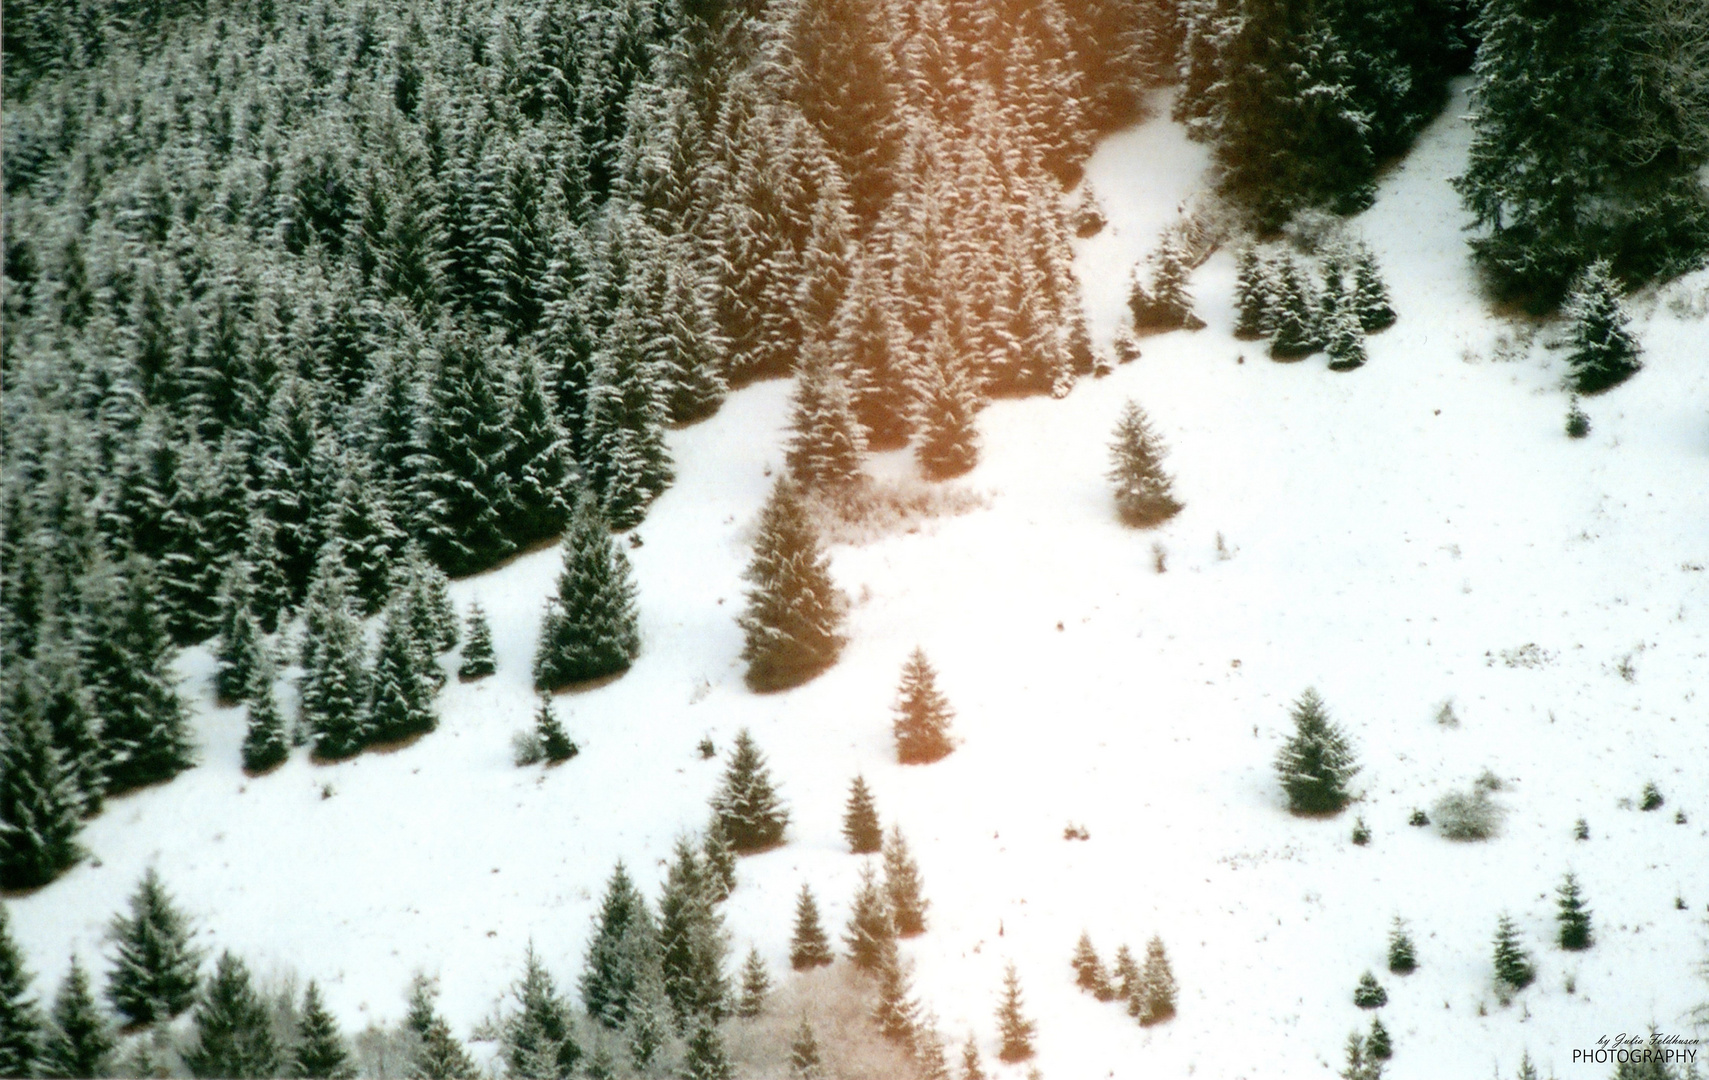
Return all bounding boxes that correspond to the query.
[1107,400,1183,528]
[1325,304,1368,372]
[240,652,289,775]
[1233,247,1272,340]
[503,945,581,1080]
[581,862,658,1029]
[1562,261,1643,394]
[215,593,266,706]
[681,1021,734,1080]
[842,775,882,854]
[702,822,738,903]
[1274,688,1359,814]
[789,885,834,970]
[830,257,913,449]
[0,688,84,890]
[458,604,496,680]
[0,906,43,1080]
[1134,936,1177,1025]
[501,350,576,548]
[106,867,203,1026]
[994,963,1035,1062]
[657,837,730,1026]
[1071,932,1112,998]
[293,980,353,1079]
[328,464,404,618]
[298,559,371,761]
[1351,244,1396,333]
[736,947,770,1019]
[738,479,846,691]
[843,864,894,972]
[369,599,438,746]
[533,498,642,690]
[418,329,517,576]
[892,649,956,764]
[710,729,789,853]
[789,1016,822,1079]
[786,347,868,493]
[960,1034,987,1080]
[185,951,281,1079]
[1268,256,1322,359]
[1492,913,1534,991]
[404,976,479,1080]
[31,644,105,820]
[1110,945,1141,1002]
[870,936,919,1045]
[581,312,675,531]
[882,826,929,937]
[913,330,981,481]
[1555,872,1594,951]
[1129,235,1205,331]
[41,955,112,1080]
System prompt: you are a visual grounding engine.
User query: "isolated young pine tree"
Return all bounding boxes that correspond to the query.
[1325,304,1367,372]
[737,948,770,1019]
[369,600,438,746]
[711,729,789,853]
[533,498,641,690]
[893,648,957,764]
[1108,400,1184,527]
[1134,936,1178,1025]
[299,562,372,761]
[739,478,846,691]
[913,333,982,480]
[535,698,578,764]
[1492,913,1534,991]
[790,885,834,970]
[457,604,496,680]
[503,945,581,1080]
[1555,873,1594,951]
[293,980,353,1079]
[0,907,42,1080]
[0,695,84,890]
[1563,261,1643,395]
[657,838,730,1025]
[1071,932,1112,998]
[844,864,896,972]
[1233,248,1272,339]
[883,826,929,937]
[843,775,883,854]
[1268,256,1321,360]
[789,1016,822,1079]
[1352,245,1396,333]
[1387,917,1417,974]
[42,955,112,1080]
[1274,688,1359,814]
[786,347,869,493]
[240,653,289,774]
[994,964,1036,1062]
[682,1021,735,1080]
[1352,971,1387,1009]
[185,951,280,1079]
[106,867,202,1025]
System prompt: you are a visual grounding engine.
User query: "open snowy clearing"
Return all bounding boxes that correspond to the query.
[14,83,1709,1079]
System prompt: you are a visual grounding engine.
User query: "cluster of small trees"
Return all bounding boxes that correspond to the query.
[1128,233,1208,334]
[1235,244,1395,369]
[1070,932,1179,1027]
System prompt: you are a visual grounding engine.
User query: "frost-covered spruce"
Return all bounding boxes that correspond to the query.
[299,560,371,761]
[369,600,438,746]
[844,863,896,972]
[533,498,641,690]
[1367,1016,1392,1061]
[1268,256,1321,360]
[1130,234,1206,332]
[914,328,982,481]
[1111,944,1141,1001]
[106,867,202,1025]
[240,653,289,774]
[457,603,496,680]
[790,885,834,970]
[739,478,846,691]
[843,775,883,853]
[702,822,737,902]
[789,1017,823,1079]
[1492,913,1534,990]
[736,947,770,1019]
[500,349,576,549]
[418,329,517,577]
[883,826,929,937]
[872,936,920,1045]
[582,313,675,531]
[580,863,658,1029]
[184,951,280,1080]
[1133,936,1178,1025]
[1071,932,1113,999]
[214,575,264,705]
[406,979,479,1080]
[402,546,460,656]
[994,964,1036,1062]
[711,729,789,853]
[1387,917,1417,974]
[502,945,581,1080]
[1233,248,1272,339]
[1326,303,1367,372]
[0,906,41,1078]
[1555,872,1593,951]
[1274,688,1359,815]
[43,955,112,1080]
[0,688,84,890]
[1108,400,1184,528]
[1563,260,1642,395]
[786,346,869,493]
[1565,397,1591,438]
[893,648,957,764]
[682,1021,734,1080]
[292,980,352,1079]
[657,837,730,1024]
[1352,971,1387,1009]
[534,697,578,765]
[1352,245,1396,332]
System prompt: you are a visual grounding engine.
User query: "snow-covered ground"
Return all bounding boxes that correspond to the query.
[15,82,1709,1079]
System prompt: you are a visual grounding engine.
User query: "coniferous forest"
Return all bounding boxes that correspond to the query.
[4,0,1709,1077]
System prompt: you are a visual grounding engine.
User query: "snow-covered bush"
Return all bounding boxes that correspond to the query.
[1433,786,1505,840]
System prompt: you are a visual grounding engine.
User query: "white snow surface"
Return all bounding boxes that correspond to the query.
[14,82,1709,1079]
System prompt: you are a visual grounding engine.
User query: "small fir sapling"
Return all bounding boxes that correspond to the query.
[1269,255,1321,359]
[1408,809,1430,827]
[736,948,769,1018]
[240,653,289,774]
[1107,400,1184,528]
[994,964,1036,1062]
[1338,1031,1379,1080]
[533,499,641,690]
[1113,329,1142,364]
[961,1035,987,1080]
[1274,689,1359,815]
[1492,914,1535,991]
[1326,304,1368,371]
[844,864,896,971]
[883,826,929,936]
[738,478,847,690]
[1110,945,1141,1002]
[534,697,578,764]
[710,729,789,852]
[843,775,883,853]
[698,736,716,760]
[1233,248,1272,339]
[893,649,957,764]
[1133,936,1177,1025]
[1353,971,1388,1009]
[184,951,281,1079]
[789,885,834,970]
[502,944,581,1079]
[1574,818,1590,840]
[790,1017,822,1079]
[1563,260,1643,395]
[43,955,113,1080]
[1641,782,1664,811]
[1555,873,1593,950]
[1366,1017,1392,1061]
[681,1022,734,1080]
[1071,933,1113,998]
[458,604,496,679]
[106,867,203,1025]
[1565,397,1591,438]
[1387,918,1417,974]
[292,980,353,1079]
[1352,244,1397,333]
[1351,816,1371,845]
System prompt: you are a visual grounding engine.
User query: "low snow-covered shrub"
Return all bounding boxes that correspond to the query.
[806,478,988,546]
[511,730,545,767]
[1641,782,1665,811]
[1433,786,1505,840]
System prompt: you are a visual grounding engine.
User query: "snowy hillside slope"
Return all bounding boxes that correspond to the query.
[14,82,1709,1079]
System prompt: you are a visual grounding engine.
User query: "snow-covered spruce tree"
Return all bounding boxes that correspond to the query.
[1268,256,1322,360]
[0,690,84,890]
[1233,247,1272,340]
[624,962,671,1071]
[30,644,105,820]
[418,328,517,577]
[1338,1032,1376,1080]
[844,775,882,854]
[786,346,869,494]
[1563,261,1642,395]
[702,823,737,903]
[581,311,675,532]
[1352,971,1387,1009]
[1108,400,1184,528]
[457,603,496,680]
[790,1016,822,1079]
[292,980,353,1079]
[1492,914,1534,991]
[830,256,914,450]
[106,867,203,1025]
[711,729,789,853]
[658,837,730,1027]
[961,1033,987,1080]
[1071,932,1112,999]
[500,349,576,550]
[1129,235,1205,332]
[844,863,896,972]
[401,545,460,659]
[214,578,265,705]
[738,478,846,692]
[1565,398,1592,439]
[1387,917,1417,974]
[1352,245,1396,333]
[0,905,42,1079]
[535,697,578,765]
[737,947,770,1019]
[883,826,929,937]
[1274,688,1359,815]
[871,936,920,1045]
[913,328,982,481]
[580,862,658,1029]
[240,652,289,775]
[1326,304,1368,372]
[893,648,957,764]
[790,885,834,970]
[1133,936,1178,1025]
[369,600,438,747]
[533,497,641,690]
[994,963,1036,1062]
[1111,944,1141,1002]
[1366,1016,1392,1061]
[503,945,582,1080]
[184,951,281,1080]
[405,976,480,1080]
[328,463,404,618]
[298,559,371,761]
[682,1021,735,1080]
[1555,872,1593,951]
[43,955,112,1080]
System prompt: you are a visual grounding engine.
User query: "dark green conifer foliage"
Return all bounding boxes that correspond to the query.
[682,1021,735,1080]
[1563,261,1643,395]
[882,826,928,937]
[292,980,353,1079]
[41,955,112,1080]
[299,562,371,761]
[533,499,641,690]
[402,547,460,663]
[0,906,43,1080]
[329,467,403,617]
[1492,913,1534,990]
[404,976,479,1080]
[241,653,290,775]
[106,867,203,1026]
[369,600,437,746]
[583,1046,617,1080]
[580,863,657,1029]
[1352,246,1396,333]
[830,258,913,450]
[1326,304,1367,372]
[994,963,1035,1062]
[581,318,674,532]
[1269,257,1322,359]
[786,348,868,493]
[789,1016,822,1079]
[501,352,576,548]
[1134,936,1178,1025]
[657,837,730,1027]
[0,689,84,890]
[1233,248,1271,339]
[1366,1016,1392,1061]
[1129,236,1205,332]
[843,864,895,972]
[215,585,265,705]
[623,963,670,1072]
[502,945,581,1080]
[419,330,517,577]
[736,947,770,1019]
[1352,971,1387,1009]
[789,885,834,971]
[1274,688,1359,815]
[1071,932,1112,998]
[32,645,105,819]
[710,729,789,853]
[184,951,280,1079]
[1107,400,1184,528]
[458,604,496,680]
[1338,1032,1373,1080]
[843,776,882,854]
[913,333,982,481]
[702,823,737,902]
[242,515,292,636]
[1555,872,1593,951]
[535,698,578,765]
[738,479,846,691]
[1387,917,1417,974]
